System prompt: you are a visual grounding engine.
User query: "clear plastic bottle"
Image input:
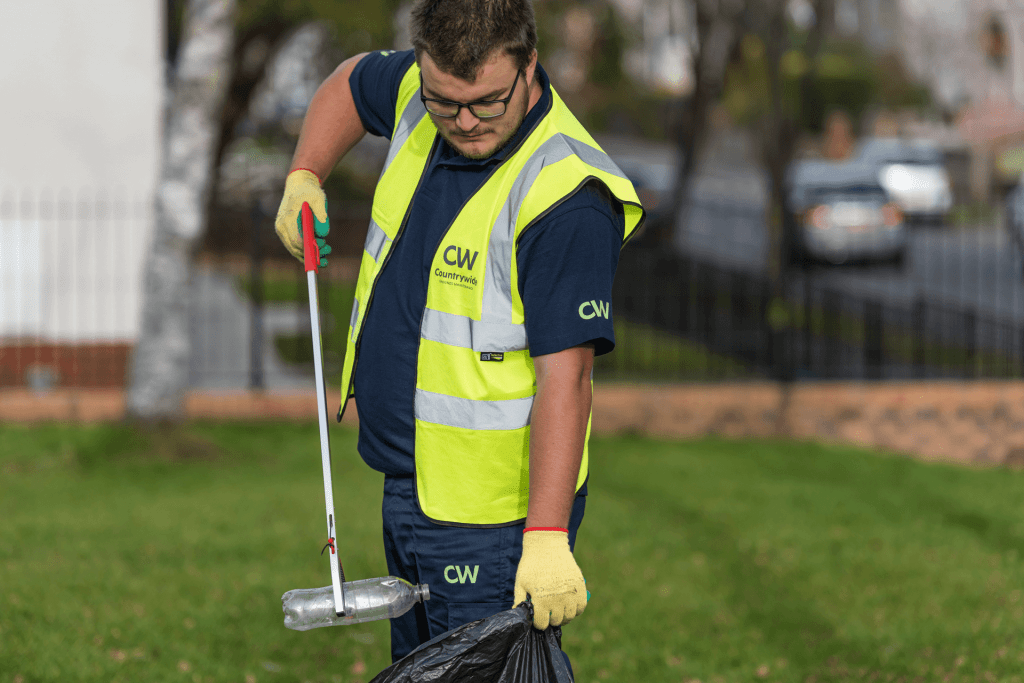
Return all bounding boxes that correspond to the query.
[282,577,430,631]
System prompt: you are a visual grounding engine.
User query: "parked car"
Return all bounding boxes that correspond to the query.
[787,161,907,266]
[854,137,953,223]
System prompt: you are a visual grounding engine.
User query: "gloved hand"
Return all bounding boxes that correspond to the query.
[275,168,331,268]
[513,529,588,630]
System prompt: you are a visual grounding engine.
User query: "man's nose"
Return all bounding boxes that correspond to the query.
[455,106,480,131]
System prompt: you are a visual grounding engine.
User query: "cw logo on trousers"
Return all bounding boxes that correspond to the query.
[579,300,610,319]
[444,565,480,584]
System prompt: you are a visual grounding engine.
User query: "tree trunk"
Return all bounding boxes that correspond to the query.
[761,2,793,286]
[204,22,293,233]
[760,0,833,283]
[754,0,833,434]
[664,0,746,248]
[126,0,237,422]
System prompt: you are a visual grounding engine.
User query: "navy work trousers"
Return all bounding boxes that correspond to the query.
[381,475,586,668]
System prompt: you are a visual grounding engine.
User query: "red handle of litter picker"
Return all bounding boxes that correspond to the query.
[301,202,319,274]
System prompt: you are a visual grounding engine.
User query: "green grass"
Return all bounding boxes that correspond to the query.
[4,423,1024,682]
[595,321,761,381]
[236,275,356,308]
[781,299,1021,379]
[947,202,998,227]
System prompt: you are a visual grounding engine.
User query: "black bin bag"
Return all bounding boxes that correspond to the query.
[369,603,574,683]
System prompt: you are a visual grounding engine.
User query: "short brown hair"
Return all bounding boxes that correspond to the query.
[410,0,537,81]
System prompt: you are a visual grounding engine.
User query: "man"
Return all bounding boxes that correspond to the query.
[274,0,644,668]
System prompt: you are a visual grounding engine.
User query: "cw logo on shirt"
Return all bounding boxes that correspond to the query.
[579,300,610,319]
[444,565,480,584]
[442,245,479,271]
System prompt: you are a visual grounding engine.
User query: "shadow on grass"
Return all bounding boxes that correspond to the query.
[738,442,1024,563]
[610,475,918,679]
[590,437,1024,679]
[70,424,230,469]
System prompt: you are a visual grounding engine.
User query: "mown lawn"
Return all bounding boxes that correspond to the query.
[2,423,1024,682]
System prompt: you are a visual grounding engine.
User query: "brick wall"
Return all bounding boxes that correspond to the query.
[0,343,132,388]
[592,382,1024,468]
[4,381,1024,469]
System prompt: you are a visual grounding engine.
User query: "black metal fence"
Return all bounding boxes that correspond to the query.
[5,190,1024,390]
[610,244,1024,382]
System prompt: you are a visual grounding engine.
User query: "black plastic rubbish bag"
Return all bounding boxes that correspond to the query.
[369,603,574,683]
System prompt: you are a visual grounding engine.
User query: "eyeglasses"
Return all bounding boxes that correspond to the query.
[420,70,523,119]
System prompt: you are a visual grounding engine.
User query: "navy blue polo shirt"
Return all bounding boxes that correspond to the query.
[349,50,624,477]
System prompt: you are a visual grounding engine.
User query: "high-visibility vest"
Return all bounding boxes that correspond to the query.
[338,62,645,526]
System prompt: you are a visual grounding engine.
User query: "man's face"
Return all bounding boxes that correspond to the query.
[419,51,536,160]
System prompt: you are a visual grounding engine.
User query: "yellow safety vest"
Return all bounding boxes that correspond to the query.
[338,62,645,526]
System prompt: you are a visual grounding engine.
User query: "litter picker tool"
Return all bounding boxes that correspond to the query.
[281,203,429,631]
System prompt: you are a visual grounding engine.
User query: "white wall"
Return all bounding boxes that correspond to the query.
[0,0,161,342]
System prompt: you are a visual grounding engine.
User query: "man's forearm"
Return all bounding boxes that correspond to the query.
[290,53,370,181]
[526,345,594,529]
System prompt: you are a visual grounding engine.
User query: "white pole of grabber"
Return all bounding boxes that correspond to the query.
[302,203,346,617]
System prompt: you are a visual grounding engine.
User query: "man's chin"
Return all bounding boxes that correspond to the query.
[449,137,498,160]
[459,147,497,160]
[439,130,500,159]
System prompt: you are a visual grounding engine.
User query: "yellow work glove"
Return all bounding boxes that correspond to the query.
[275,168,330,266]
[513,529,588,631]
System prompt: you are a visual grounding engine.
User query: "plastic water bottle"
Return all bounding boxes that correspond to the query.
[282,577,430,631]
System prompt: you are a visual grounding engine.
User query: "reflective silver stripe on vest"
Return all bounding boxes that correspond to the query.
[415,388,533,430]
[349,298,360,342]
[559,135,630,180]
[420,308,527,352]
[361,87,425,266]
[382,93,428,176]
[363,219,390,262]
[480,133,629,324]
[353,85,424,340]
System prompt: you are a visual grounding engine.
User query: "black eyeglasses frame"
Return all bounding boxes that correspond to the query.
[419,69,524,119]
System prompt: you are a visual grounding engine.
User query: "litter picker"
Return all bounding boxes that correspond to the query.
[281,203,428,631]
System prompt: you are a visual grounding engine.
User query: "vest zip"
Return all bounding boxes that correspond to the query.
[337,135,440,422]
[407,106,556,528]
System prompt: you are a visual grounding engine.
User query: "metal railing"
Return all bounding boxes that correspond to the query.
[612,243,1024,382]
[5,190,1024,390]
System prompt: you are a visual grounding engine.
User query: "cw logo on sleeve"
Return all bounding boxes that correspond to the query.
[444,565,480,584]
[579,300,610,320]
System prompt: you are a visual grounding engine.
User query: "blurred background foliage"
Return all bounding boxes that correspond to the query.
[721,32,930,134]
[235,0,402,45]
[534,0,673,139]
[170,0,939,259]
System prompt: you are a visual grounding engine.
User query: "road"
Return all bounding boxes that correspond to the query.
[676,134,1024,324]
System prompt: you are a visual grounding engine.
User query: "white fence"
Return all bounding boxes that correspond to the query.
[0,191,151,343]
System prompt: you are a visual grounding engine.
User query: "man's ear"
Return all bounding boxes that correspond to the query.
[525,49,538,84]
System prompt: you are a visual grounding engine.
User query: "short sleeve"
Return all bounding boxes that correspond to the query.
[349,49,417,139]
[517,183,625,358]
